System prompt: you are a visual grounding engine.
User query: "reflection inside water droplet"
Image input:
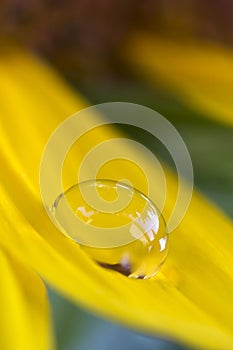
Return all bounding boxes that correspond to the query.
[51,179,168,279]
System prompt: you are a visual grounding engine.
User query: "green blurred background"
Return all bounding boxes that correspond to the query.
[1,0,232,349]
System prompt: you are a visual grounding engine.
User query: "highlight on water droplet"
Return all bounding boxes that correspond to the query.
[51,179,168,279]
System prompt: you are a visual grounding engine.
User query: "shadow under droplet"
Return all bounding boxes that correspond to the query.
[97,261,132,277]
[97,261,145,279]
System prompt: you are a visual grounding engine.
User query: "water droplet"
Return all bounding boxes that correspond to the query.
[51,179,168,279]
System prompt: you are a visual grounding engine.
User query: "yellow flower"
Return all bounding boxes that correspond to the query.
[126,34,233,127]
[0,46,233,350]
[0,250,54,350]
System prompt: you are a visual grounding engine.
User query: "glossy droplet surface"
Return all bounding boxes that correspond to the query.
[52,179,168,279]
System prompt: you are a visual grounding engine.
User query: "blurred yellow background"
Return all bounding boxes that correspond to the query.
[0,1,232,350]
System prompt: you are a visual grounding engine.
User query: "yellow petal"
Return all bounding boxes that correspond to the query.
[0,249,54,350]
[0,47,233,350]
[126,35,233,126]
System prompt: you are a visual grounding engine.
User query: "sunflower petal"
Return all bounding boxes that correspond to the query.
[126,35,233,126]
[0,47,233,350]
[0,249,54,350]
